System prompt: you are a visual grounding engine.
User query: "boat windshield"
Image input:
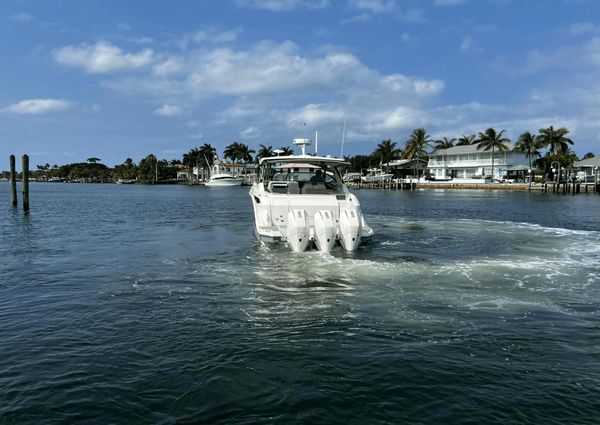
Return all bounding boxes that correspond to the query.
[259,161,345,194]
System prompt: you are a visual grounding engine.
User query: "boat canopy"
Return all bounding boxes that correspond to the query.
[258,155,349,166]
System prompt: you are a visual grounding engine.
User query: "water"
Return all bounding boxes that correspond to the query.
[1,183,599,424]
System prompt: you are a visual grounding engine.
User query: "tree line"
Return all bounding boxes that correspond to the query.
[1,126,595,183]
[349,125,594,179]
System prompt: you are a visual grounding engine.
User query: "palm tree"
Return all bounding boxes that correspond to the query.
[138,154,158,184]
[182,148,201,173]
[198,144,216,165]
[256,144,275,163]
[373,139,400,171]
[433,136,455,152]
[537,126,573,155]
[278,146,294,156]
[402,128,431,179]
[237,143,255,164]
[198,144,217,179]
[223,142,241,162]
[476,128,510,181]
[457,134,477,146]
[514,131,542,177]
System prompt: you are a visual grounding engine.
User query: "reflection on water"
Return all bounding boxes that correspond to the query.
[1,183,600,424]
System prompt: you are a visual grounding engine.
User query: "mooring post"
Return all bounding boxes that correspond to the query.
[10,155,17,207]
[22,154,29,213]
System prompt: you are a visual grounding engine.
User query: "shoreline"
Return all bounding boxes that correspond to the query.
[349,182,599,192]
[348,182,534,191]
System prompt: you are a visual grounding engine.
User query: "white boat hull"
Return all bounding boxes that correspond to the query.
[205,178,243,187]
[250,189,373,252]
[249,146,374,252]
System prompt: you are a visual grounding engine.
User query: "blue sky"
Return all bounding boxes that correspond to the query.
[1,0,599,166]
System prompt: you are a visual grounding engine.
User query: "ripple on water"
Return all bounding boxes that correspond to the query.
[2,186,600,424]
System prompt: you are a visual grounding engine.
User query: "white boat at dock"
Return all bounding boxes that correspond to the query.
[361,168,394,183]
[249,138,373,252]
[205,158,243,187]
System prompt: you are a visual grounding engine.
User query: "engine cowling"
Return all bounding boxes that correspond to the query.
[338,208,362,251]
[313,210,336,252]
[286,209,309,252]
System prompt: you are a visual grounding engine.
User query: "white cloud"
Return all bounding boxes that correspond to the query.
[569,22,600,35]
[2,99,72,114]
[53,42,154,74]
[180,28,243,49]
[154,104,183,117]
[286,104,345,127]
[11,12,33,22]
[186,42,370,96]
[381,74,444,96]
[400,9,426,23]
[116,22,132,32]
[241,126,259,138]
[460,36,473,52]
[460,36,484,54]
[341,14,372,24]
[433,0,465,6]
[130,36,154,44]
[95,39,445,150]
[235,0,329,11]
[152,57,184,76]
[399,32,411,43]
[368,106,428,131]
[348,0,396,13]
[517,36,600,75]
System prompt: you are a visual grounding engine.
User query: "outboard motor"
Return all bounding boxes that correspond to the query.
[313,210,336,252]
[286,209,309,252]
[338,208,362,251]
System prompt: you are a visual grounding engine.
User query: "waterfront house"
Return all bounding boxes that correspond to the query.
[427,143,529,182]
[387,159,428,178]
[573,156,600,183]
[176,162,255,182]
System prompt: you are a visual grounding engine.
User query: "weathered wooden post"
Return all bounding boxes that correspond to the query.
[22,154,29,212]
[10,155,17,207]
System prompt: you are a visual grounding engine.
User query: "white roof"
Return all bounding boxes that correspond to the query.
[275,163,320,169]
[574,156,600,168]
[259,154,348,166]
[432,142,516,155]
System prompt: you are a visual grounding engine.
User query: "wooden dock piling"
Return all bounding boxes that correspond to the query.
[22,154,29,213]
[10,155,17,207]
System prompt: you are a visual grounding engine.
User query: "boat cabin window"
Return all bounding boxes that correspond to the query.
[260,162,344,194]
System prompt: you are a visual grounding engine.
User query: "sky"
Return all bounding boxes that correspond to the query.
[1,0,599,167]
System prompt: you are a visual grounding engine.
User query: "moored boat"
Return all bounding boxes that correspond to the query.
[205,159,243,187]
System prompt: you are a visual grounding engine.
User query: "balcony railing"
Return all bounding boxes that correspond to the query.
[428,159,509,167]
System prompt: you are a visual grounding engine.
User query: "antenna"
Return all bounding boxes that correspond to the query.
[315,131,318,156]
[292,138,311,156]
[340,114,347,158]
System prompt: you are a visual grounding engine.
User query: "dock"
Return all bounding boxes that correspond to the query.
[347,179,600,194]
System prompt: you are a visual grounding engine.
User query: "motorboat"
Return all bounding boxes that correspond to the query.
[205,158,243,187]
[361,168,393,183]
[249,138,373,252]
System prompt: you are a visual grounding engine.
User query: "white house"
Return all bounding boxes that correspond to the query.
[176,162,256,182]
[427,143,530,182]
[573,156,600,182]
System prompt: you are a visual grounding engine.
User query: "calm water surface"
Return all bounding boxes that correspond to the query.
[1,183,599,424]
